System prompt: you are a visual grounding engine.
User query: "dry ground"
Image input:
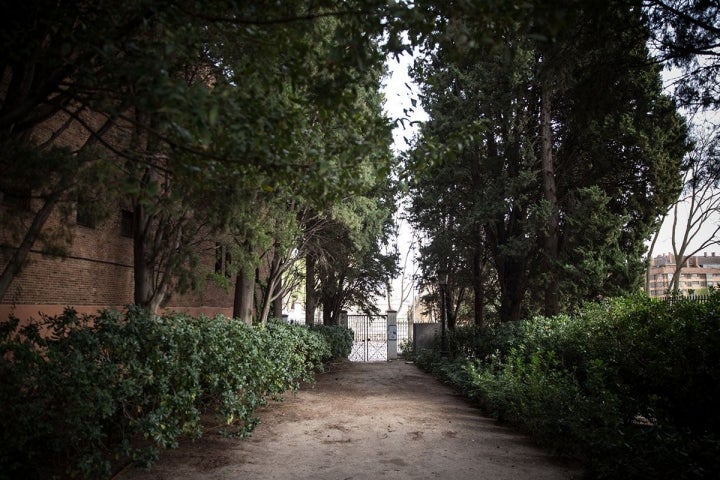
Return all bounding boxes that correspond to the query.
[116,360,581,480]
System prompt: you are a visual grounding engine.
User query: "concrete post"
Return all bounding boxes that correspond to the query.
[386,310,398,360]
[340,310,348,329]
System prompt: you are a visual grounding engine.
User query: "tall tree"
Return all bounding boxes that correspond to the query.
[409,0,689,322]
[311,165,398,324]
[0,1,150,302]
[315,207,399,324]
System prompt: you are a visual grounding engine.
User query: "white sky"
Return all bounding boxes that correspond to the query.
[382,51,428,153]
[652,68,720,257]
[380,52,426,317]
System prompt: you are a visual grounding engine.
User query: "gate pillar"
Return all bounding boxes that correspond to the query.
[340,310,348,328]
[386,310,398,360]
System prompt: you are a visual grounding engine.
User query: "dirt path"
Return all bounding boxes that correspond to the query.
[117,360,581,480]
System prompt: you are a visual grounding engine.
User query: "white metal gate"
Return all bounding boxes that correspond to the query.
[347,314,387,362]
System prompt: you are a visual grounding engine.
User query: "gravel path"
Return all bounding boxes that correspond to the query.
[117,360,581,480]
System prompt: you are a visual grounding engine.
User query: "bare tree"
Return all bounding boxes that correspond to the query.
[384,221,419,315]
[649,122,720,293]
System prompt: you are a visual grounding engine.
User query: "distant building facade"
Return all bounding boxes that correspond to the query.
[647,252,720,297]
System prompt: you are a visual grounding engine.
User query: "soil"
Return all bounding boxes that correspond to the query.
[116,360,581,480]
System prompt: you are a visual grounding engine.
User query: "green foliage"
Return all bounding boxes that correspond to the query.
[0,0,398,312]
[446,322,521,361]
[309,324,354,360]
[407,0,689,322]
[646,0,720,111]
[398,338,414,357]
[0,307,334,479]
[415,292,720,479]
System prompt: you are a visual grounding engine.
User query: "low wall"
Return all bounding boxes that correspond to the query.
[413,323,440,351]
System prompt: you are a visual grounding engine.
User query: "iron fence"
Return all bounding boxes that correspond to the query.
[661,294,710,305]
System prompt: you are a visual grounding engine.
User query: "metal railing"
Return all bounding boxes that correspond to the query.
[661,294,710,305]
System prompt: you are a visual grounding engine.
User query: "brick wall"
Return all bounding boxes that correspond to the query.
[1,87,235,320]
[1,202,235,320]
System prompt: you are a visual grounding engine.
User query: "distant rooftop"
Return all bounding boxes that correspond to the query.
[652,252,720,267]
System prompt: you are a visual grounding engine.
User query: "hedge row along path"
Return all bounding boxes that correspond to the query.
[117,360,581,480]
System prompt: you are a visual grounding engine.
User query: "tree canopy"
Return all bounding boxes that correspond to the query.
[1,0,399,317]
[1,0,708,324]
[407,0,689,323]
[646,0,720,110]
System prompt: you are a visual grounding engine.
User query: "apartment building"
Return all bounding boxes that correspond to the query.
[647,252,720,297]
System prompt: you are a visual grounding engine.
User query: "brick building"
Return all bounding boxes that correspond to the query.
[0,198,235,320]
[646,252,720,297]
[1,97,235,321]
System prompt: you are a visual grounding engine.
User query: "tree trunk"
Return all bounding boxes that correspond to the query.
[305,253,316,326]
[0,194,59,301]
[469,146,487,327]
[645,214,664,294]
[233,272,241,319]
[319,276,342,326]
[323,306,333,325]
[258,251,279,324]
[148,281,169,314]
[472,244,485,328]
[259,287,273,325]
[487,201,530,323]
[485,129,530,323]
[233,268,255,324]
[496,255,528,322]
[273,277,284,320]
[129,114,171,313]
[133,200,183,314]
[132,202,155,309]
[446,287,457,331]
[259,266,282,325]
[671,253,688,293]
[540,83,560,317]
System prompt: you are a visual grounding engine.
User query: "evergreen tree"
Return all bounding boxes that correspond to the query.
[409,0,689,322]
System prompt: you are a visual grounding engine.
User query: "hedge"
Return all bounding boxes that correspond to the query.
[413,292,720,479]
[0,307,349,479]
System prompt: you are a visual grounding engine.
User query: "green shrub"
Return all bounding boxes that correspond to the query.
[0,307,334,479]
[0,309,126,478]
[415,292,720,479]
[309,324,353,360]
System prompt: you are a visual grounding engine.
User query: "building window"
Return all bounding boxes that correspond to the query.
[76,199,97,228]
[215,243,232,278]
[0,187,31,210]
[120,209,134,237]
